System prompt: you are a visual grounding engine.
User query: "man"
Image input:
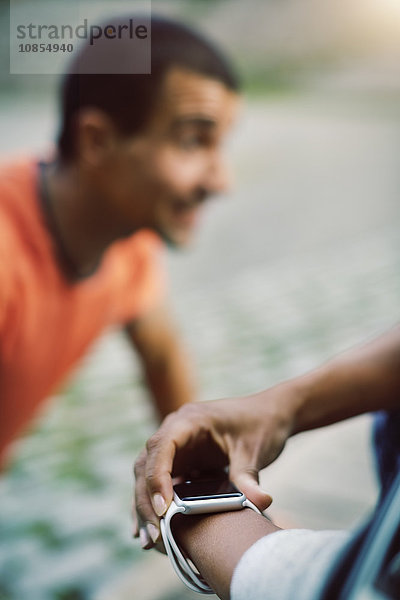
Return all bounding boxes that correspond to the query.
[134,325,400,598]
[0,16,240,466]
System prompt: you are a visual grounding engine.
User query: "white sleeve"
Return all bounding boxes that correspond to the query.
[231,528,351,600]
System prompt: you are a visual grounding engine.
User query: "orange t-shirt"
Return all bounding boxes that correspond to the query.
[0,158,165,464]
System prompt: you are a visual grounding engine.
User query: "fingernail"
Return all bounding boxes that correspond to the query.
[139,527,150,549]
[147,523,160,544]
[132,519,139,538]
[152,493,167,516]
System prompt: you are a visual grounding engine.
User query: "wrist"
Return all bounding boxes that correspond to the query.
[253,378,306,438]
[289,373,316,434]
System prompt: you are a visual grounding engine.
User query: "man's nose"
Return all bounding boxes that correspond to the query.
[205,153,233,196]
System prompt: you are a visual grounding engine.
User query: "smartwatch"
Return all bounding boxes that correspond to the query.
[160,475,261,594]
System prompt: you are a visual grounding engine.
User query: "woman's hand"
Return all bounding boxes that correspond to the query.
[133,382,300,548]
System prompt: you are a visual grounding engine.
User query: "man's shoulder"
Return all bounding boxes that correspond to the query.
[0,157,46,276]
[0,156,39,221]
[0,156,37,190]
[0,156,38,222]
[0,159,36,312]
[110,229,164,265]
[101,229,166,320]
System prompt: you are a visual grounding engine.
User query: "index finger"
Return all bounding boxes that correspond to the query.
[144,413,200,516]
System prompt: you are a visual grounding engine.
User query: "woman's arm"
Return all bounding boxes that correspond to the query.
[134,325,400,546]
[173,509,280,600]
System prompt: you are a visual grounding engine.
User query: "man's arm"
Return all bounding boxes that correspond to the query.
[125,303,195,420]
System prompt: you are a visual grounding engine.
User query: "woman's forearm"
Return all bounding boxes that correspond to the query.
[173,510,280,600]
[289,325,400,434]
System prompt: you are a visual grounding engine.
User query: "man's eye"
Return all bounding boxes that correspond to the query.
[179,135,203,150]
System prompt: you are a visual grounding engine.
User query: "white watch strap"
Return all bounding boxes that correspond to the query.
[160,497,261,594]
[161,502,213,593]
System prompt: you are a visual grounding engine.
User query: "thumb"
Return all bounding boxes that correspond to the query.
[231,468,272,512]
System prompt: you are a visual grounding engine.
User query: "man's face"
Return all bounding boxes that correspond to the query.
[99,67,240,246]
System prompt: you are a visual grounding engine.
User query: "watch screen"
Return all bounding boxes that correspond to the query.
[174,478,242,501]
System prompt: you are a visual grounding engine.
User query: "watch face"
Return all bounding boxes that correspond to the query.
[174,478,243,501]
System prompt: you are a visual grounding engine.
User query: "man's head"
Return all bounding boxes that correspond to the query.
[58,16,240,246]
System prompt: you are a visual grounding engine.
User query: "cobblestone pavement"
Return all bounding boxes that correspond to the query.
[0,92,399,600]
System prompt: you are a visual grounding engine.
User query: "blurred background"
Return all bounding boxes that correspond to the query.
[0,0,400,598]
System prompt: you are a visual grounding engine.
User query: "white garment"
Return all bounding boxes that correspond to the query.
[231,528,351,600]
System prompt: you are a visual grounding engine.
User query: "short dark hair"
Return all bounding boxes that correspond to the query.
[58,15,239,161]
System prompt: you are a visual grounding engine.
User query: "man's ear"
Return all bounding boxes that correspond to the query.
[74,108,120,167]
